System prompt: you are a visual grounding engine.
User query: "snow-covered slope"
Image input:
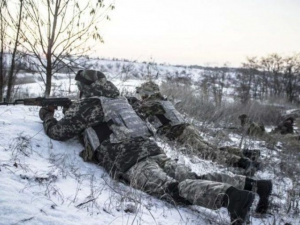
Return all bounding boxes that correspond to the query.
[1,61,299,225]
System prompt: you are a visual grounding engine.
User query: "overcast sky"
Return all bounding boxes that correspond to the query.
[97,0,300,67]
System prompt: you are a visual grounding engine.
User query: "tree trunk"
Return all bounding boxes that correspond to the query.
[0,5,5,102]
[45,59,52,97]
[6,0,23,102]
[0,48,4,102]
[6,54,16,102]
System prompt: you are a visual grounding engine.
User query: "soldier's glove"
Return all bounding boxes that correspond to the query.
[39,106,56,121]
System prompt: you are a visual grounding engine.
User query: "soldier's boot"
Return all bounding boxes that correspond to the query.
[244,178,272,214]
[256,180,272,213]
[223,187,255,225]
[242,149,261,161]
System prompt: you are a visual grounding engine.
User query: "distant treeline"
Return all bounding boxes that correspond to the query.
[2,52,300,106]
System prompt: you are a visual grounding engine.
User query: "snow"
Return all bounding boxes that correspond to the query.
[1,62,299,225]
[0,106,205,225]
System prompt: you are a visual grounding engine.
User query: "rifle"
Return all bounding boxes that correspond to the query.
[0,97,72,109]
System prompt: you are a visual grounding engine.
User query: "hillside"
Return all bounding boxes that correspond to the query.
[1,59,300,225]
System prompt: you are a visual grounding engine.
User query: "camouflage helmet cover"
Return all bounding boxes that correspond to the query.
[76,70,120,98]
[136,81,160,97]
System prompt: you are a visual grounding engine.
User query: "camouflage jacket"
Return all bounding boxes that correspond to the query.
[275,121,294,134]
[43,97,162,173]
[128,96,189,139]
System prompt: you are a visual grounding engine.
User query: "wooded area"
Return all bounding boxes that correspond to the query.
[0,0,114,100]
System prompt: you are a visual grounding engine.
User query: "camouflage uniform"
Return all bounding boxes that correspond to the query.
[271,117,294,135]
[124,153,246,209]
[132,82,253,169]
[238,114,265,137]
[40,70,254,214]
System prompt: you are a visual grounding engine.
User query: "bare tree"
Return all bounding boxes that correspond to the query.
[237,57,263,104]
[241,53,300,103]
[235,71,251,104]
[282,54,300,103]
[202,67,228,107]
[242,57,262,99]
[5,0,24,102]
[0,0,8,101]
[260,54,284,97]
[20,0,114,96]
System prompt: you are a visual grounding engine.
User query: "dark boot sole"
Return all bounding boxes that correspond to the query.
[230,191,255,225]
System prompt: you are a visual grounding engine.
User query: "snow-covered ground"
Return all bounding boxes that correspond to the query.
[1,62,299,225]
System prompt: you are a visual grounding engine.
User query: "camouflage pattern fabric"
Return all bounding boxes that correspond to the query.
[175,125,242,166]
[272,117,294,135]
[132,99,243,167]
[157,123,189,140]
[134,97,167,119]
[94,137,163,178]
[44,96,247,209]
[43,98,105,141]
[99,96,151,143]
[129,85,246,167]
[80,142,95,162]
[199,172,246,190]
[132,82,253,167]
[247,122,265,136]
[178,179,229,209]
[133,99,250,166]
[79,70,106,83]
[42,76,250,212]
[156,100,185,126]
[239,114,265,137]
[124,154,179,197]
[76,70,120,98]
[136,81,160,98]
[124,153,246,209]
[43,97,163,177]
[77,79,120,98]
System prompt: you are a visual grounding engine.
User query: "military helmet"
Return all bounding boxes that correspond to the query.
[285,117,294,124]
[75,70,106,85]
[75,70,119,98]
[136,81,160,98]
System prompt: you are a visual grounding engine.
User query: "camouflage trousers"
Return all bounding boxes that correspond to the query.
[176,125,242,166]
[124,154,246,209]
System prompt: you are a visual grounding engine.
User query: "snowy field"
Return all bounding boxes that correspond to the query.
[1,64,299,225]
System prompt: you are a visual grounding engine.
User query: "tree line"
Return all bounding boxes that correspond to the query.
[237,54,300,104]
[200,53,300,106]
[0,0,114,102]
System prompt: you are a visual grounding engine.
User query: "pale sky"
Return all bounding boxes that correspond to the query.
[96,0,300,67]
